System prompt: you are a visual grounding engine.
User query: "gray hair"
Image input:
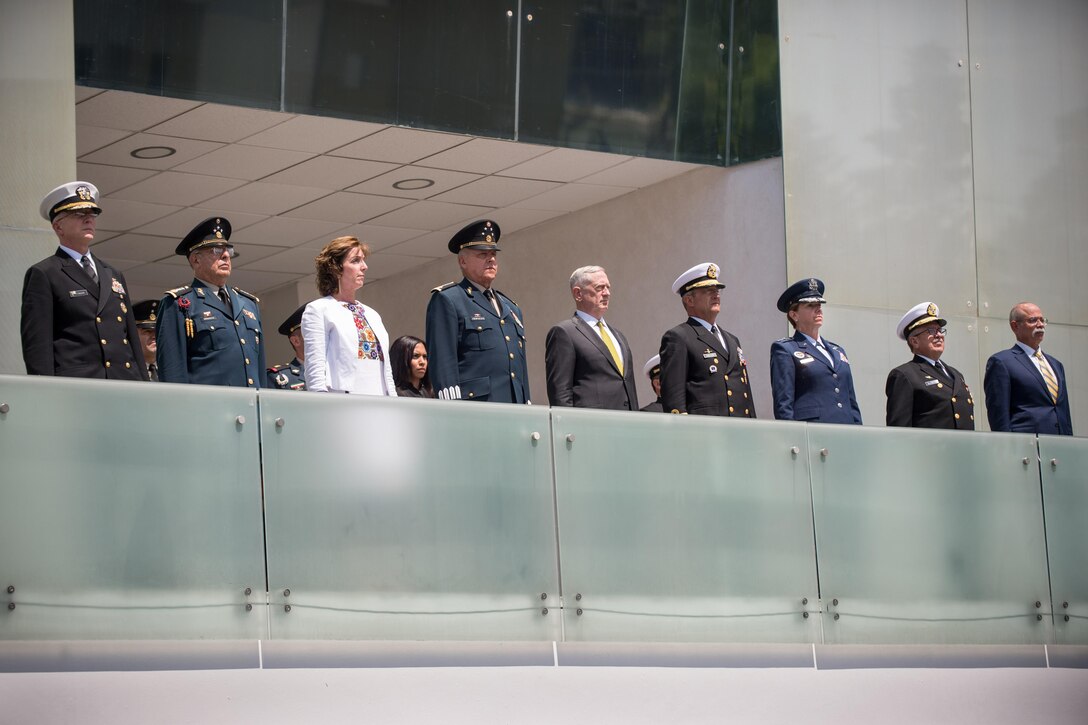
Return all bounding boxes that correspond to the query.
[569,265,605,290]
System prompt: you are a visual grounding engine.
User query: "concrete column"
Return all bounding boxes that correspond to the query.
[0,0,76,375]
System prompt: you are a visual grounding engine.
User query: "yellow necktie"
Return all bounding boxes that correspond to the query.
[597,320,623,375]
[1035,350,1059,403]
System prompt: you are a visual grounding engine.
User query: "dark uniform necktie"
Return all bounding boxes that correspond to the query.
[484,288,501,316]
[218,287,231,308]
[81,254,97,283]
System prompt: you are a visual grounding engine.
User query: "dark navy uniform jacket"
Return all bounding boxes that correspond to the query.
[770,331,862,424]
[266,358,305,390]
[425,278,529,403]
[156,280,266,388]
[984,345,1072,435]
[886,355,974,429]
[659,318,755,416]
[20,249,147,380]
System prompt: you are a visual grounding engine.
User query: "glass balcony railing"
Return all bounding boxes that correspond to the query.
[0,374,1084,646]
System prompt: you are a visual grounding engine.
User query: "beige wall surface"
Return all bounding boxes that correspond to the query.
[358,158,787,415]
[0,0,78,375]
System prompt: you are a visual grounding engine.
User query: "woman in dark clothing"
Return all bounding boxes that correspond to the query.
[391,335,434,398]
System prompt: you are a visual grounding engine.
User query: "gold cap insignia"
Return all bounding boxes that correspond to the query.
[76,185,92,201]
[215,230,223,239]
[485,234,493,242]
[927,303,937,316]
[707,264,719,279]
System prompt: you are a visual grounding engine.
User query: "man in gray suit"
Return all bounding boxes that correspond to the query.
[545,265,639,410]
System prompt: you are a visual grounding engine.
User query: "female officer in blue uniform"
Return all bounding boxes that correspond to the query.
[769,278,862,424]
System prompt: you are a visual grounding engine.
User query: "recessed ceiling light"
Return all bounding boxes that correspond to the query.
[131,145,176,159]
[392,178,435,191]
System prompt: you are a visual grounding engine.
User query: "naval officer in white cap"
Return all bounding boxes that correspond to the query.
[658,262,756,416]
[20,181,146,379]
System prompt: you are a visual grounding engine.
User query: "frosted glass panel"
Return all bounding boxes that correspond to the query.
[779,0,976,314]
[1039,436,1088,644]
[552,410,820,642]
[0,376,266,639]
[809,424,1051,644]
[969,0,1088,326]
[260,393,560,640]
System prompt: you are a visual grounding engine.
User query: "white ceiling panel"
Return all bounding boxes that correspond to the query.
[204,182,330,216]
[76,162,157,195]
[576,157,698,187]
[347,166,481,199]
[228,216,347,248]
[241,115,387,153]
[230,243,290,266]
[261,156,400,189]
[90,233,178,262]
[146,103,291,143]
[429,175,560,206]
[76,125,131,155]
[109,171,247,206]
[487,207,568,235]
[96,199,184,232]
[242,245,326,274]
[80,133,225,170]
[383,226,466,259]
[173,145,315,180]
[75,90,201,131]
[75,86,106,103]
[134,207,267,238]
[511,183,633,212]
[498,147,631,182]
[365,200,493,231]
[333,127,471,164]
[282,192,412,224]
[324,223,427,252]
[418,138,552,174]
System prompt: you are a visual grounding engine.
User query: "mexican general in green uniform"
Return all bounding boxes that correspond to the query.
[425,220,530,403]
[156,217,266,387]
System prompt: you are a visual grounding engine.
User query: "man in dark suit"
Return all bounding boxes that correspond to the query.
[639,355,664,412]
[545,266,638,410]
[984,302,1072,435]
[886,302,974,429]
[156,217,266,388]
[132,299,161,381]
[659,262,756,417]
[266,304,307,390]
[426,220,529,403]
[20,181,147,380]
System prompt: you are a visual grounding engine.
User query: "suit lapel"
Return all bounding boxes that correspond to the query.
[690,319,728,359]
[795,331,834,370]
[573,315,621,375]
[1011,346,1048,391]
[95,260,114,315]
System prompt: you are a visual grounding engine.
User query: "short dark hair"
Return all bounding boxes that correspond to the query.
[390,335,433,396]
[315,236,369,297]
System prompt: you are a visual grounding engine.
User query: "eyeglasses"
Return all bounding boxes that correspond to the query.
[912,327,947,338]
[1019,316,1047,325]
[201,245,235,258]
[62,210,99,219]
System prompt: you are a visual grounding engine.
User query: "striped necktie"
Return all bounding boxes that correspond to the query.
[1034,350,1059,403]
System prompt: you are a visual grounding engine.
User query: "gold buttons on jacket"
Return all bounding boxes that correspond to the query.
[100,339,107,345]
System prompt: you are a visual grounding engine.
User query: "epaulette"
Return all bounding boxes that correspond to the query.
[267,363,287,373]
[494,288,518,306]
[164,286,191,299]
[776,337,791,343]
[431,281,458,294]
[232,287,260,303]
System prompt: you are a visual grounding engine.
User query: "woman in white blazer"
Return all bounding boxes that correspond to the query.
[302,236,396,395]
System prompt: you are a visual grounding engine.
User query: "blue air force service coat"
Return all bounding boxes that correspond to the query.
[659,318,755,416]
[425,279,529,403]
[770,331,862,424]
[156,280,266,387]
[886,356,974,429]
[20,249,147,379]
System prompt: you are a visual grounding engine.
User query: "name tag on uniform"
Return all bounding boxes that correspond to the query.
[924,379,940,386]
[68,289,88,297]
[202,310,216,319]
[243,309,257,320]
[703,348,715,358]
[799,356,815,364]
[471,312,485,321]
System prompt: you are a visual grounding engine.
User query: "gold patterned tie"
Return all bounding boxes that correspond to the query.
[597,320,623,375]
[1035,350,1059,403]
